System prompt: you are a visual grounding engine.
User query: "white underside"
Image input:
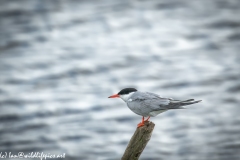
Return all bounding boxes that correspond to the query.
[149,110,167,117]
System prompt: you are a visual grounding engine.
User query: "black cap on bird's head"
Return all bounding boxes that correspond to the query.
[108,88,137,98]
[118,88,137,95]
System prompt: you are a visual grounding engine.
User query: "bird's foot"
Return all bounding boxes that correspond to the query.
[137,122,145,128]
[137,116,151,128]
[137,116,145,128]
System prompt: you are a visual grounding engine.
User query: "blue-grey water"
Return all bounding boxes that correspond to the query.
[0,0,240,160]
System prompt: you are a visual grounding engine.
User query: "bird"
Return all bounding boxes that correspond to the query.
[108,88,202,128]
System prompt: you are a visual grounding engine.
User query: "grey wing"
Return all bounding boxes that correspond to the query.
[130,92,172,112]
[131,92,201,111]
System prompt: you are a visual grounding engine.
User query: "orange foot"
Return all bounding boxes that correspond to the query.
[137,116,151,128]
[137,122,145,128]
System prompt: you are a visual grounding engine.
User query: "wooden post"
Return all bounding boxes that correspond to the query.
[121,121,155,160]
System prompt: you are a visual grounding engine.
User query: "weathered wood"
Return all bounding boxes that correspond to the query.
[121,121,155,160]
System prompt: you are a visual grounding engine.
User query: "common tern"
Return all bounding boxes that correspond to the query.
[108,88,201,127]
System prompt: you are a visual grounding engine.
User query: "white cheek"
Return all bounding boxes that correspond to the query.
[120,94,129,102]
[119,92,135,102]
[121,95,128,101]
[128,99,132,102]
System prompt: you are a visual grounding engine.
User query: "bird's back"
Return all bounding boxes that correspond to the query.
[126,91,201,117]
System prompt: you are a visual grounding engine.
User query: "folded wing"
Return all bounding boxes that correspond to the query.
[131,92,201,112]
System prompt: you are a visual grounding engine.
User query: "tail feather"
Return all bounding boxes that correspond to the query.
[181,99,195,102]
[168,99,202,109]
[180,99,202,106]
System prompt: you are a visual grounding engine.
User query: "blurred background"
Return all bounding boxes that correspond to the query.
[0,0,240,160]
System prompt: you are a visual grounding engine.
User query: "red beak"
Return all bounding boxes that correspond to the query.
[108,94,120,98]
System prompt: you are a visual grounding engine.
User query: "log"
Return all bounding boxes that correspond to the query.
[121,121,155,160]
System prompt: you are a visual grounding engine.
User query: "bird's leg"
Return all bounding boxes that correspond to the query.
[145,116,150,122]
[137,116,145,128]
